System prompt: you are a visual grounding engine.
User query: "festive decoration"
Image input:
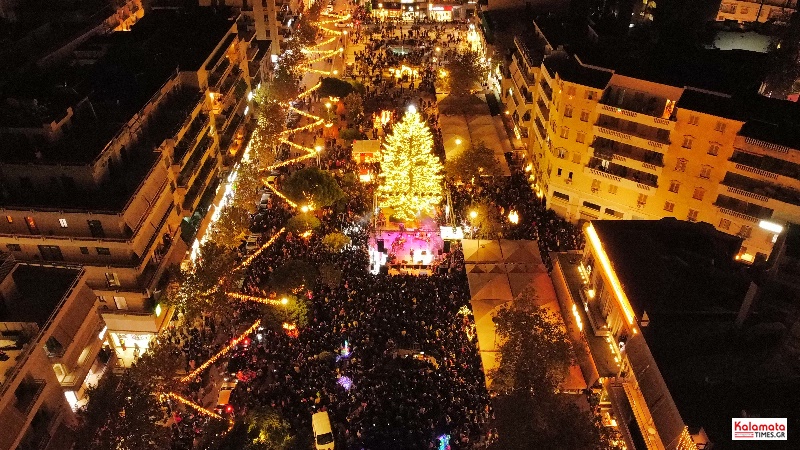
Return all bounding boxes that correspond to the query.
[437,434,451,450]
[303,36,338,50]
[279,119,326,136]
[337,376,353,391]
[457,305,472,316]
[228,293,290,306]
[238,228,286,269]
[288,105,324,121]
[167,392,224,420]
[181,320,262,383]
[294,81,322,102]
[378,108,443,221]
[263,178,299,207]
[282,322,299,338]
[305,48,344,65]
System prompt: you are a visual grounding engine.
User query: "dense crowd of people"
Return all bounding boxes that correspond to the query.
[158,10,585,450]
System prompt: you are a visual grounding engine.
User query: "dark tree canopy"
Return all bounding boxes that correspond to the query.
[281,167,345,208]
[445,142,503,182]
[444,50,486,96]
[269,259,318,294]
[319,77,355,98]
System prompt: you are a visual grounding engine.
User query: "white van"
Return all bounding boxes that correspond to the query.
[244,234,260,253]
[312,411,335,449]
[215,380,237,414]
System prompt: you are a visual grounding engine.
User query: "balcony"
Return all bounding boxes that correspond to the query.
[722,172,800,208]
[599,85,676,121]
[178,134,214,187]
[593,137,664,175]
[730,149,800,182]
[173,114,210,163]
[714,194,771,222]
[594,115,671,152]
[538,80,552,102]
[182,157,218,211]
[587,157,659,191]
[536,99,549,122]
[14,379,46,415]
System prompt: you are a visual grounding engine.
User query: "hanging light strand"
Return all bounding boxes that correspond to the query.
[180,320,262,383]
[227,292,289,306]
[263,179,300,207]
[167,392,224,420]
[238,228,286,269]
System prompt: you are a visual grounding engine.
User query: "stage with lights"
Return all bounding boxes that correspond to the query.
[369,221,463,275]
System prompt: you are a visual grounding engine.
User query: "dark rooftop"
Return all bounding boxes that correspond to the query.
[543,54,613,89]
[675,88,744,120]
[591,218,750,317]
[737,94,800,150]
[0,265,81,327]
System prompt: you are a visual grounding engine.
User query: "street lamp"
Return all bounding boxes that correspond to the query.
[469,210,478,239]
[508,210,519,224]
[315,145,323,166]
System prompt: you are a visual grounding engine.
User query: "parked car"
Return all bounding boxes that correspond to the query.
[312,411,335,449]
[215,380,237,415]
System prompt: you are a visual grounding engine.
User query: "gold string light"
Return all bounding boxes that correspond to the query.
[295,81,322,102]
[227,293,290,306]
[279,119,326,136]
[180,320,262,383]
[239,227,286,269]
[263,178,300,207]
[288,105,324,121]
[167,392,224,420]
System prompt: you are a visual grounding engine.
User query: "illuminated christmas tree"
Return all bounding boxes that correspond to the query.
[378,107,443,222]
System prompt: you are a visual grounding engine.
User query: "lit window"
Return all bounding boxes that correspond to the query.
[668,180,680,193]
[580,110,590,122]
[664,201,675,212]
[739,225,752,239]
[96,247,111,255]
[564,105,573,118]
[59,218,68,228]
[5,216,11,223]
[560,127,569,139]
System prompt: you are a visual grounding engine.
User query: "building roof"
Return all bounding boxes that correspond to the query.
[543,54,613,89]
[0,265,81,327]
[591,218,750,318]
[737,94,800,151]
[675,88,744,120]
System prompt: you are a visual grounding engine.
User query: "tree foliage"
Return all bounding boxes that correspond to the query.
[285,213,321,235]
[378,109,443,222]
[343,92,364,125]
[489,288,574,393]
[269,259,318,294]
[466,200,502,239]
[234,161,266,213]
[319,77,355,98]
[444,50,486,96]
[250,100,285,165]
[281,167,345,208]
[445,141,502,182]
[322,231,352,252]
[211,204,251,248]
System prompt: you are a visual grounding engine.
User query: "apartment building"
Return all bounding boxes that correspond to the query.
[202,0,298,55]
[549,219,768,449]
[500,23,800,262]
[0,8,259,367]
[716,0,797,24]
[0,259,108,450]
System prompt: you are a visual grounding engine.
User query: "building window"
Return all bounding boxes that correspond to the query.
[682,136,694,149]
[739,225,752,238]
[675,158,688,172]
[96,247,111,255]
[719,218,731,230]
[740,6,749,14]
[25,216,39,235]
[6,244,21,252]
[557,148,566,159]
[715,121,727,133]
[568,171,573,181]
[699,166,712,179]
[113,296,128,310]
[585,90,595,100]
[553,191,569,201]
[688,115,700,126]
[557,168,562,176]
[580,110,590,122]
[564,105,573,118]
[576,131,586,143]
[591,179,601,193]
[97,295,107,303]
[708,143,720,156]
[687,209,699,222]
[637,193,648,207]
[583,201,601,211]
[567,86,577,97]
[105,272,120,287]
[88,220,105,238]
[693,187,705,200]
[664,201,675,212]
[59,218,68,228]
[38,245,64,261]
[560,127,569,139]
[571,152,581,164]
[551,121,557,132]
[80,247,89,254]
[5,216,11,223]
[668,180,680,193]
[608,184,618,194]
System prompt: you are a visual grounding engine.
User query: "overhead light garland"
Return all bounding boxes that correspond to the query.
[180,320,262,383]
[239,227,286,269]
[294,81,322,102]
[263,179,299,207]
[227,293,289,306]
[166,392,224,420]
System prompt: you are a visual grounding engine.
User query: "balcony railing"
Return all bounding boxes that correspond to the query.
[600,86,675,120]
[596,115,671,147]
[587,157,659,188]
[15,379,46,415]
[722,172,800,207]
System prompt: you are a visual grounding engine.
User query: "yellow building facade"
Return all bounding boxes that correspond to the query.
[502,31,800,262]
